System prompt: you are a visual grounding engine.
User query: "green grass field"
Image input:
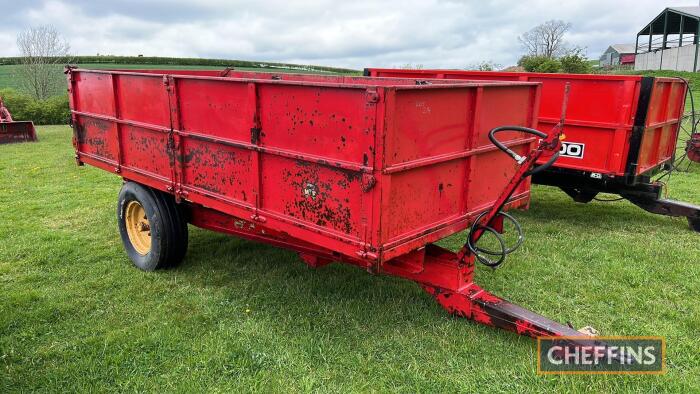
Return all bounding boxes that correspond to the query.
[1,126,699,392]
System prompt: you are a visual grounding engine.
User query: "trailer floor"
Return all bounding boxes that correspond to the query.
[1,126,699,392]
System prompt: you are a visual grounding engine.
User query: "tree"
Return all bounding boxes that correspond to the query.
[400,63,424,70]
[518,55,561,73]
[560,53,591,74]
[518,20,572,58]
[465,61,502,71]
[16,25,71,100]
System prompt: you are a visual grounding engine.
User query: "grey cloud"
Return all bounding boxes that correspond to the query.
[0,0,693,68]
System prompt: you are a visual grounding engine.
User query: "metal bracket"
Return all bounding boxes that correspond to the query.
[219,67,233,77]
[361,174,376,192]
[251,127,262,144]
[366,89,379,103]
[250,214,267,223]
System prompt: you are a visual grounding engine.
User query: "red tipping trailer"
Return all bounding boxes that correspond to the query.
[366,68,700,231]
[66,67,589,339]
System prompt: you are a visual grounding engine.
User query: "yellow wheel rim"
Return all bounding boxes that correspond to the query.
[125,200,151,255]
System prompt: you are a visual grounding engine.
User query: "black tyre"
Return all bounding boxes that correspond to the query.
[117,182,188,271]
[689,217,700,233]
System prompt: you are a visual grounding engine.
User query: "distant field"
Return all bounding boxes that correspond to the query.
[0,63,352,97]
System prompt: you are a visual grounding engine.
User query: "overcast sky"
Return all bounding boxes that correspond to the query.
[0,0,695,69]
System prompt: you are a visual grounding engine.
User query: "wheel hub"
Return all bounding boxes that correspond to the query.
[125,200,151,255]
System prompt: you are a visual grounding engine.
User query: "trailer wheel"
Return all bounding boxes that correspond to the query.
[689,217,700,233]
[117,182,188,271]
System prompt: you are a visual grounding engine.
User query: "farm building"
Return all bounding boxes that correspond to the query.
[635,6,700,71]
[600,44,636,67]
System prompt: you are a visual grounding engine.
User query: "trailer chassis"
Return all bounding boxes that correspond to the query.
[533,170,700,232]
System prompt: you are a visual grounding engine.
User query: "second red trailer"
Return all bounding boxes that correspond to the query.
[366,68,700,231]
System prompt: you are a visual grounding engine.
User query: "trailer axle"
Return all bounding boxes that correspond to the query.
[534,171,700,232]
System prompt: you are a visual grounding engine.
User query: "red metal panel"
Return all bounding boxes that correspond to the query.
[72,72,115,116]
[67,68,538,265]
[182,139,255,203]
[121,125,171,179]
[384,159,466,241]
[261,154,366,238]
[257,83,374,166]
[176,78,251,141]
[637,78,686,175]
[116,75,171,127]
[467,149,529,211]
[386,88,473,165]
[366,68,687,178]
[476,86,537,147]
[75,117,119,162]
[378,85,538,259]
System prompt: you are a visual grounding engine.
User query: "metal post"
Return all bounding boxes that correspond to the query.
[694,19,700,72]
[660,10,668,70]
[662,10,669,49]
[680,15,685,46]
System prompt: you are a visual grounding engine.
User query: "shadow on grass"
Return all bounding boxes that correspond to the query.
[169,228,526,345]
[182,228,430,306]
[525,186,691,233]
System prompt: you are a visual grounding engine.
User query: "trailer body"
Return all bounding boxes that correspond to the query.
[366,68,700,231]
[66,68,593,339]
[67,69,540,264]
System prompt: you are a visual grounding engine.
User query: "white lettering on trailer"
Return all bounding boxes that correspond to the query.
[560,142,585,159]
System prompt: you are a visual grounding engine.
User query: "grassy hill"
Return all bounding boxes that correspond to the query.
[0,56,358,98]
